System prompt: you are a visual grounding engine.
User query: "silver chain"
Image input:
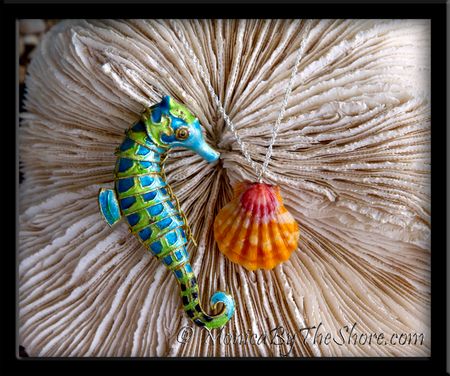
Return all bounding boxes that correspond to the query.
[170,20,311,183]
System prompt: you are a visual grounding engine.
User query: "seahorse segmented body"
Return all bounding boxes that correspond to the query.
[98,96,235,330]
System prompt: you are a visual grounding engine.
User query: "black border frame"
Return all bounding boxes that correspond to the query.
[4,1,447,374]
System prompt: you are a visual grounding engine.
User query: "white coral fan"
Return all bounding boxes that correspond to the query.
[19,19,430,357]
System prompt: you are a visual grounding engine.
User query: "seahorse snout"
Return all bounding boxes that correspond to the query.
[195,142,220,163]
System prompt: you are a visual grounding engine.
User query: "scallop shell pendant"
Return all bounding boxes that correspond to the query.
[214,182,300,271]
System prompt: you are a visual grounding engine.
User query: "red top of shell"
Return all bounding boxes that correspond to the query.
[239,183,278,218]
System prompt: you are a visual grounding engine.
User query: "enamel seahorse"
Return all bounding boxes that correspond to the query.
[98,96,235,330]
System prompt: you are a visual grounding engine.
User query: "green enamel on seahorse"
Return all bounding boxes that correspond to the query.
[98,96,235,330]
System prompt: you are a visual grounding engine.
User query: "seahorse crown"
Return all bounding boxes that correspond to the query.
[142,96,195,145]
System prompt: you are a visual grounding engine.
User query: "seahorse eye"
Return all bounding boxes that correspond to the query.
[175,127,190,140]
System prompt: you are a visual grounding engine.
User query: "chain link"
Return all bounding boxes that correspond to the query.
[170,19,312,183]
[257,20,312,182]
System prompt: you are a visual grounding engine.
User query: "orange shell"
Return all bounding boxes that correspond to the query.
[214,182,300,271]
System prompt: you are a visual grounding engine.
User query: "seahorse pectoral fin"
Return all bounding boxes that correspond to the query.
[98,188,122,227]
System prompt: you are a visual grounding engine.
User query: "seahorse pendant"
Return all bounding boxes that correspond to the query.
[98,96,235,330]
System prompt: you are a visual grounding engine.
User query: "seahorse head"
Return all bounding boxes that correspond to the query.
[143,96,220,163]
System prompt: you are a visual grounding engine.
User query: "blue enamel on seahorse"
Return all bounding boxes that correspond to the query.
[98,96,235,330]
